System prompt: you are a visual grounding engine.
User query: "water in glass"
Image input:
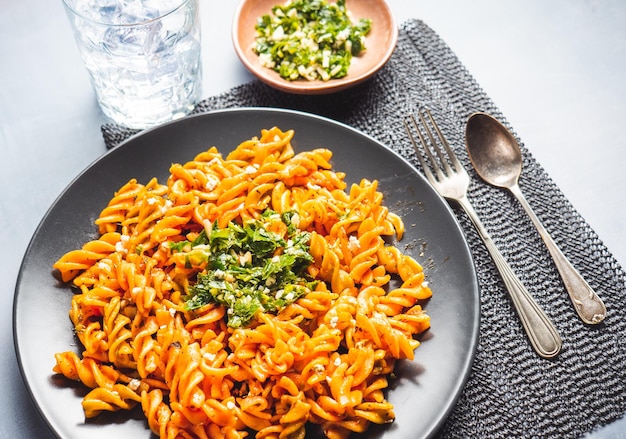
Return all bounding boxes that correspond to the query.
[64,0,202,129]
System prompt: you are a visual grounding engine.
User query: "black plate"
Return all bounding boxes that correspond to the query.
[14,108,479,439]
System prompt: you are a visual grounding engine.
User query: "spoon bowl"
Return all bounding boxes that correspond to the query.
[465,112,522,189]
[464,112,606,325]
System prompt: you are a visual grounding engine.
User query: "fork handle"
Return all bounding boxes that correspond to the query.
[509,184,607,324]
[458,196,562,359]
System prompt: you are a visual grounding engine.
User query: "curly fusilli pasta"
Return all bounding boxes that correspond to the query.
[52,126,432,439]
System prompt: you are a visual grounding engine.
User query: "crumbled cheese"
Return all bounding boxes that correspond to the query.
[205,174,220,191]
[239,251,252,266]
[259,52,275,68]
[115,234,129,253]
[128,379,141,391]
[271,25,285,41]
[348,235,360,251]
[337,28,350,42]
[301,37,317,51]
[160,200,173,214]
[345,40,352,54]
[316,66,330,81]
[291,213,300,228]
[322,49,331,68]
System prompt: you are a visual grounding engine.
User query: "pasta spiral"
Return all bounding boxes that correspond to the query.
[52,127,432,438]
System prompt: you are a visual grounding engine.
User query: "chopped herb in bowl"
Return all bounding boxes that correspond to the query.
[253,0,372,81]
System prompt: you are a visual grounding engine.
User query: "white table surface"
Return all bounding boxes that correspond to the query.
[1,0,624,437]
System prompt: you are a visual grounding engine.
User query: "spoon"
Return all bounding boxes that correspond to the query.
[465,112,606,325]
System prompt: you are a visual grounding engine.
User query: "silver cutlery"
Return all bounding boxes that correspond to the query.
[404,109,562,359]
[465,112,606,325]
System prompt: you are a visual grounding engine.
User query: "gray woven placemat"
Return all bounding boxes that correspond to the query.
[102,19,626,439]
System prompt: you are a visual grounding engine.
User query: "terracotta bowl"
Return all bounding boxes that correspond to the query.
[232,0,398,95]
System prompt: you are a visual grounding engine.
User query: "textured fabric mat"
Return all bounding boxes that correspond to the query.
[102,19,626,438]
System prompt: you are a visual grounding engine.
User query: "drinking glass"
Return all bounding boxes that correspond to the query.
[62,0,203,129]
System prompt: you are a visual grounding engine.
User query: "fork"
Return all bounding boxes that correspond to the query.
[404,109,562,359]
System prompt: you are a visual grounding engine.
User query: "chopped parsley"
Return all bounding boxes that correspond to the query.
[176,210,317,328]
[253,0,372,81]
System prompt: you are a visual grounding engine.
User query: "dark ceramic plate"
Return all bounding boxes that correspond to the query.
[14,108,479,439]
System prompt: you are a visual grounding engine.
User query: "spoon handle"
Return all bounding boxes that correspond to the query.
[458,196,562,359]
[509,184,607,324]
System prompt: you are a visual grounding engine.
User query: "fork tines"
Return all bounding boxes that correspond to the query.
[403,109,465,182]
